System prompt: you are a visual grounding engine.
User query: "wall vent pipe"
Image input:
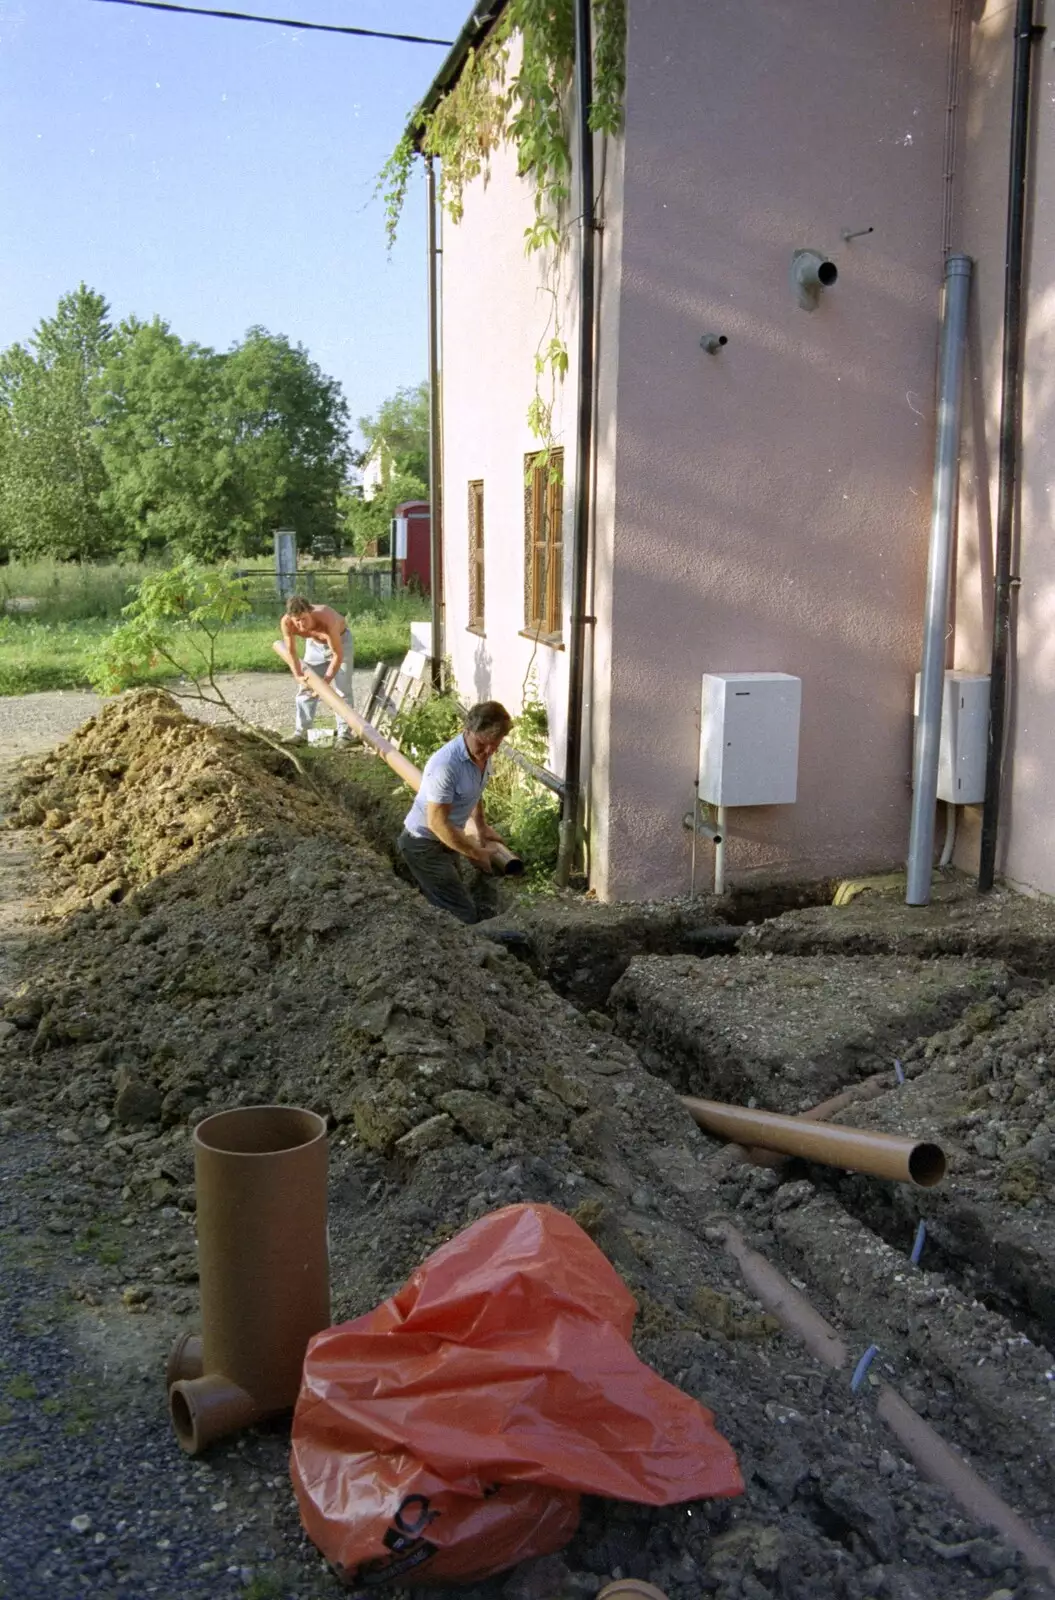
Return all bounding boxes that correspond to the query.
[906,253,972,906]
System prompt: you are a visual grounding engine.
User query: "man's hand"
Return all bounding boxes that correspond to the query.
[470,846,494,873]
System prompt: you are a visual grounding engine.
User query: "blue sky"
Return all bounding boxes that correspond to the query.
[0,0,469,433]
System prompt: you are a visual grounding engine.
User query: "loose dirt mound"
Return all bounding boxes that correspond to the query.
[0,696,1043,1600]
[11,690,357,915]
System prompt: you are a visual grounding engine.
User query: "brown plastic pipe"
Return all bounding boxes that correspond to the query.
[712,1068,915,1173]
[716,1222,1055,1583]
[272,641,524,876]
[273,640,421,787]
[596,1585,670,1599]
[682,1097,946,1187]
[167,1105,330,1454]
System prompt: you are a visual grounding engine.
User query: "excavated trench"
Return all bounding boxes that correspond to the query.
[5,697,1055,1599]
[508,896,1055,1562]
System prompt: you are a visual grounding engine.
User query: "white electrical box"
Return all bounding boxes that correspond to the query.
[913,671,989,804]
[699,673,802,806]
[409,621,433,656]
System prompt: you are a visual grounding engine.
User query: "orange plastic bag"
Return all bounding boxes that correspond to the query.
[291,1203,743,1587]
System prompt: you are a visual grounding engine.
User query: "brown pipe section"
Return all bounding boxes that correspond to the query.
[717,1222,1055,1583]
[715,1222,849,1370]
[683,1097,946,1188]
[272,641,525,876]
[714,1068,913,1172]
[597,1585,670,1599]
[167,1105,330,1454]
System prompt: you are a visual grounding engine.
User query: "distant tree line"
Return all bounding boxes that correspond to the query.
[0,284,426,565]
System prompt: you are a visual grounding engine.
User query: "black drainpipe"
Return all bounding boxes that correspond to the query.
[555,0,597,886]
[425,154,445,688]
[978,0,1039,890]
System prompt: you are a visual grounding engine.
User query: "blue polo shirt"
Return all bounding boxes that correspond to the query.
[404,733,491,839]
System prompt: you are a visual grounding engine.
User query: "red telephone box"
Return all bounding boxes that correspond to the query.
[393,500,431,594]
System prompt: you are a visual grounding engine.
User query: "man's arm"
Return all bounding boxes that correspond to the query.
[468,800,503,845]
[425,801,494,871]
[320,613,345,683]
[279,617,308,685]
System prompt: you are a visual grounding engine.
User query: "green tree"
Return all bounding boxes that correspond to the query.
[88,557,305,772]
[343,380,429,554]
[356,381,429,484]
[340,468,428,556]
[98,320,350,561]
[95,317,236,560]
[220,327,350,554]
[0,284,116,559]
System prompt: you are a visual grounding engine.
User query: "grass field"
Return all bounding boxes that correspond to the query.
[0,560,427,695]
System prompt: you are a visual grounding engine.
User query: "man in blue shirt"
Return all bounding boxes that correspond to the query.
[398,701,513,924]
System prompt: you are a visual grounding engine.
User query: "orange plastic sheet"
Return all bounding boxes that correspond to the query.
[291,1203,743,1586]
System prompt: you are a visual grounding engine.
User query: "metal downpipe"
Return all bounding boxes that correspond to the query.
[906,253,972,905]
[979,0,1038,891]
[425,154,445,689]
[555,0,597,887]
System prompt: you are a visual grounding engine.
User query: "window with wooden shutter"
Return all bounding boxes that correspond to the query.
[468,480,485,633]
[523,448,564,641]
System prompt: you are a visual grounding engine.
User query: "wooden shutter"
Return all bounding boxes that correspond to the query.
[523,449,564,638]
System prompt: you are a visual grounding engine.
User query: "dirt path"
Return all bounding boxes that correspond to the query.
[0,670,376,759]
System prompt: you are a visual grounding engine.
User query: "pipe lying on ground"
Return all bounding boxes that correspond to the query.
[272,643,524,876]
[715,1221,1055,1584]
[710,1067,911,1173]
[682,1096,946,1187]
[167,1105,330,1454]
[597,1584,670,1600]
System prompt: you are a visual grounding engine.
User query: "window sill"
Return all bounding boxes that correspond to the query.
[466,623,486,638]
[519,629,565,651]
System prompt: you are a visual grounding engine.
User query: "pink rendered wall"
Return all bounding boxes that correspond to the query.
[599,0,953,900]
[954,0,1055,896]
[438,76,578,768]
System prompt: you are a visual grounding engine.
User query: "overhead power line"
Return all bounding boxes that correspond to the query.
[88,0,453,45]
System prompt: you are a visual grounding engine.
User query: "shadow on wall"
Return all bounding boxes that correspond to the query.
[471,634,493,704]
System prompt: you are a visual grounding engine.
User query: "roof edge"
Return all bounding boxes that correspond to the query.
[408,2,510,148]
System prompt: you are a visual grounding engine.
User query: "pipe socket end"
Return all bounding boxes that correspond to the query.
[169,1371,261,1455]
[908,1142,947,1188]
[165,1331,204,1389]
[699,333,728,354]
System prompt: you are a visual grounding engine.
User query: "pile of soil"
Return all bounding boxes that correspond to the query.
[0,694,1047,1599]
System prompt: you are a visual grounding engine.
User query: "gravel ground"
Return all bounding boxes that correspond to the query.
[0,672,376,759]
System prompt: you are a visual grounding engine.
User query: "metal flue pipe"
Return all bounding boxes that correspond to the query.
[906,253,972,905]
[271,644,523,876]
[682,1096,946,1187]
[425,153,445,689]
[979,0,1039,891]
[556,0,598,887]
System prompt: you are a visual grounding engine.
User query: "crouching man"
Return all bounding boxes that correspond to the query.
[398,701,513,924]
